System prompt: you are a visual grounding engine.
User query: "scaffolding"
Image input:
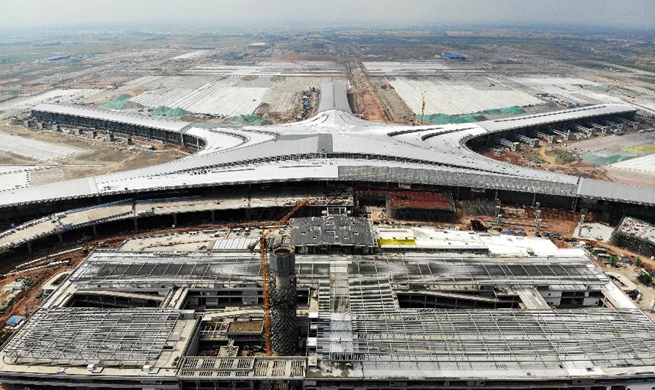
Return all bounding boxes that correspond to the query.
[316,277,655,370]
[338,166,579,197]
[70,252,608,289]
[70,253,262,288]
[348,308,655,368]
[347,256,608,287]
[3,308,179,367]
[177,356,306,380]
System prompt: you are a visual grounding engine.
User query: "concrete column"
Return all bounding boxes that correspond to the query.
[133,218,139,231]
[211,210,216,223]
[26,241,32,254]
[173,214,178,226]
[92,224,98,237]
[57,233,63,243]
[532,193,536,207]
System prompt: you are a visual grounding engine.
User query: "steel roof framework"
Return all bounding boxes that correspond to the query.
[3,308,179,367]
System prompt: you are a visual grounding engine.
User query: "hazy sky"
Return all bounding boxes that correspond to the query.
[2,0,654,30]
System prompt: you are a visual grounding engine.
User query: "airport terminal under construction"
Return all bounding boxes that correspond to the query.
[0,82,654,390]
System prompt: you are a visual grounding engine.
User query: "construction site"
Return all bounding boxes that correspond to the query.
[2,212,655,390]
[0,27,655,390]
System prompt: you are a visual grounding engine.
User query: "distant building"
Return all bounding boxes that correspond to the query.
[443,52,466,60]
[46,55,70,61]
[611,216,655,258]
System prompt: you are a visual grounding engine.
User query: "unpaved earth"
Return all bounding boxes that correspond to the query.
[0,120,186,186]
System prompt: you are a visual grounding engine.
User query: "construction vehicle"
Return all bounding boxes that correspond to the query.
[250,195,310,356]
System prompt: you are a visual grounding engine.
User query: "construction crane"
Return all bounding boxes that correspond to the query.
[252,195,310,356]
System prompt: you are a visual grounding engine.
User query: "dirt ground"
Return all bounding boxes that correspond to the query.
[587,243,655,322]
[347,60,389,123]
[482,145,616,184]
[0,119,186,185]
[484,131,655,189]
[604,166,655,189]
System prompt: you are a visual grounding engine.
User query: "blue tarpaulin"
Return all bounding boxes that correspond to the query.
[6,315,23,326]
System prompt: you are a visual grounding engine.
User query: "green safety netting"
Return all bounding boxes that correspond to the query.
[103,94,132,110]
[481,105,525,115]
[596,85,612,93]
[416,113,481,124]
[153,106,191,117]
[417,106,525,124]
[227,114,260,124]
[0,110,4,115]
[581,153,636,166]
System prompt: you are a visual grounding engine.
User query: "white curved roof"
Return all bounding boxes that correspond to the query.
[2,83,648,207]
[32,103,192,132]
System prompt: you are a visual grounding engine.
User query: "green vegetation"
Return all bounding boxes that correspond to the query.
[0,53,40,64]
[638,272,653,285]
[526,152,545,164]
[609,254,618,267]
[635,257,642,267]
[623,143,655,155]
[602,56,655,74]
[576,62,607,71]
[552,149,576,165]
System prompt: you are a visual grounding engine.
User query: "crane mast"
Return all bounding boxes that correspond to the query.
[258,196,310,356]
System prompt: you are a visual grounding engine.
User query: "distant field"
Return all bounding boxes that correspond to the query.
[0,120,185,187]
[0,133,84,161]
[510,77,624,105]
[390,77,541,115]
[0,89,100,112]
[129,80,270,117]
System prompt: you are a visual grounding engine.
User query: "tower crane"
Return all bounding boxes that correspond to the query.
[251,195,310,356]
